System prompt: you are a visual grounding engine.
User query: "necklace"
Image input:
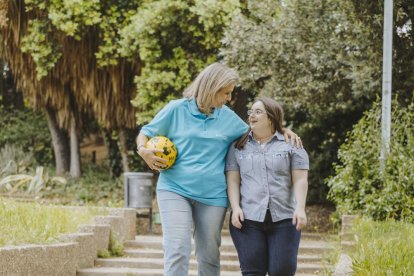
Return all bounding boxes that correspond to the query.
[254,133,274,145]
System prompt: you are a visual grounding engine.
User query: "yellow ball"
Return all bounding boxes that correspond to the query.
[146,136,177,169]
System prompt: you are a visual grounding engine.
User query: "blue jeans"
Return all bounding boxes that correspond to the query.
[230,211,301,276]
[157,190,227,276]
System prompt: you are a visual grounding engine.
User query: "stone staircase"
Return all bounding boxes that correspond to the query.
[77,230,335,276]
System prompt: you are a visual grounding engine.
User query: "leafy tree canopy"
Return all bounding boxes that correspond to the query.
[120,0,241,123]
[19,0,141,79]
[14,0,241,123]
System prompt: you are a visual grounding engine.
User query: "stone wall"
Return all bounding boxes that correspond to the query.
[0,207,136,275]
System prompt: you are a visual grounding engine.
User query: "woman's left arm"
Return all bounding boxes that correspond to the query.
[292,169,309,230]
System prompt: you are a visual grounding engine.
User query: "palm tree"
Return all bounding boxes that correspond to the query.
[0,1,140,177]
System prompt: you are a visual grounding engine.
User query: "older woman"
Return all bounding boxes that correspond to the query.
[226,97,309,276]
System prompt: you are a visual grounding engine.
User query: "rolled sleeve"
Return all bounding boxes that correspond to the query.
[225,142,239,171]
[290,148,309,170]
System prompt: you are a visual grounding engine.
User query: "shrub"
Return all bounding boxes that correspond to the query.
[0,144,34,177]
[0,108,52,166]
[0,166,66,194]
[327,98,414,222]
[42,164,124,206]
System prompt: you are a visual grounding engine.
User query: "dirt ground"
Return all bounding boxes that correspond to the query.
[136,203,337,235]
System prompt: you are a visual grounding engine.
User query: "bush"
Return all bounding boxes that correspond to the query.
[0,144,34,177]
[327,98,414,222]
[0,108,52,166]
[42,164,124,206]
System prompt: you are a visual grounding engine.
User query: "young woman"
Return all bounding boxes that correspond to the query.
[226,97,309,276]
[136,64,301,276]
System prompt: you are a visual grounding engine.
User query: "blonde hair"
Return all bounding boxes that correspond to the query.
[183,63,239,113]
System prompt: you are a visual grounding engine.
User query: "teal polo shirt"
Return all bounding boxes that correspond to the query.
[140,98,248,207]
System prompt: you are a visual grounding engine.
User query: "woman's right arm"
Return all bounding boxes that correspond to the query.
[136,133,165,171]
[226,171,244,229]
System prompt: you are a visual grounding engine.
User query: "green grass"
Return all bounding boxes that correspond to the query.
[0,198,107,247]
[320,235,341,275]
[97,234,125,258]
[351,218,414,275]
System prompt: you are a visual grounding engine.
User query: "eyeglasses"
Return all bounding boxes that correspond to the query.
[247,109,265,116]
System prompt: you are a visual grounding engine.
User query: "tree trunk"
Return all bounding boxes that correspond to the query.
[118,128,130,172]
[69,117,81,178]
[45,106,70,175]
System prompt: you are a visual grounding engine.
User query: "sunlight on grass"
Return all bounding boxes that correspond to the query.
[0,198,107,247]
[352,219,414,275]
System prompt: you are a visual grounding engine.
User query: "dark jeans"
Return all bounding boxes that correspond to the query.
[229,211,301,276]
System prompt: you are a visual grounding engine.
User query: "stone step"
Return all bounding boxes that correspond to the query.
[124,248,238,261]
[78,232,335,276]
[126,237,334,255]
[77,267,240,276]
[94,257,239,271]
[78,268,317,276]
[341,241,356,251]
[340,232,355,241]
[78,269,317,276]
[124,248,325,264]
[221,229,334,241]
[78,260,327,275]
[132,233,335,243]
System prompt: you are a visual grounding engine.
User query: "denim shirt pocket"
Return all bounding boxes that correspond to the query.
[238,153,253,174]
[271,151,290,174]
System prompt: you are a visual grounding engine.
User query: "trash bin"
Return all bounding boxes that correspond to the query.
[124,172,153,208]
[124,172,154,232]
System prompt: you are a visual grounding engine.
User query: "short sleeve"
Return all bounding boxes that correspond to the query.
[140,101,176,138]
[290,148,310,170]
[225,142,239,171]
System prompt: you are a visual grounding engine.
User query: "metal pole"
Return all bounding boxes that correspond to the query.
[380,0,393,172]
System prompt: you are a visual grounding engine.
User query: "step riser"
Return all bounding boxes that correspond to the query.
[123,251,324,264]
[124,251,239,261]
[299,247,332,255]
[221,231,333,241]
[79,234,335,276]
[95,260,238,271]
[125,241,332,255]
[95,259,326,272]
[79,266,324,276]
[79,272,240,276]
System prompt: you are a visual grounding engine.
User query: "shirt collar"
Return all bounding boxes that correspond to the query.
[188,98,220,118]
[248,131,285,141]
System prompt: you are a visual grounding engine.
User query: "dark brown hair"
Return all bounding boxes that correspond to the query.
[235,97,284,149]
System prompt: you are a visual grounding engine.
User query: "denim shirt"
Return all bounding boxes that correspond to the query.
[225,131,309,222]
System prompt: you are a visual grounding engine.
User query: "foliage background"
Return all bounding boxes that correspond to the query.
[327,98,414,222]
[221,0,414,203]
[1,0,413,211]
